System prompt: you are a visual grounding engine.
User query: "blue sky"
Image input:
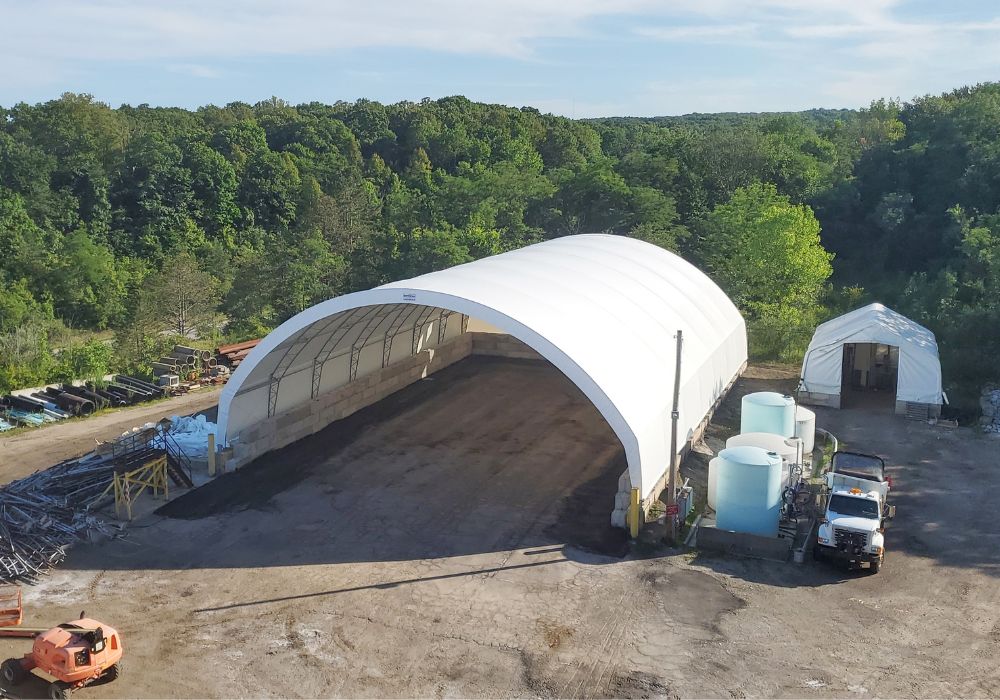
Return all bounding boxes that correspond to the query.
[2,0,999,116]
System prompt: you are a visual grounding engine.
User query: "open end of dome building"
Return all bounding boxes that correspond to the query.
[217,234,748,528]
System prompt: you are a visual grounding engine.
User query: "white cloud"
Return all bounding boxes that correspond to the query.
[167,64,222,79]
[2,0,1000,112]
[636,24,759,42]
[633,1,1000,110]
[0,0,655,64]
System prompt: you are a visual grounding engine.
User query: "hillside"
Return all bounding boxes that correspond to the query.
[1,86,998,414]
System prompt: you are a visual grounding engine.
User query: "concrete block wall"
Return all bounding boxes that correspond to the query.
[611,471,632,528]
[226,331,548,470]
[470,332,545,361]
[228,333,474,469]
[895,400,941,419]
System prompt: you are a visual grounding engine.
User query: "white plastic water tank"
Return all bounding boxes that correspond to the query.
[726,432,798,464]
[740,392,795,437]
[794,405,816,453]
[726,432,801,489]
[708,456,721,509]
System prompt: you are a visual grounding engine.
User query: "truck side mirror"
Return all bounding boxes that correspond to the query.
[886,505,896,520]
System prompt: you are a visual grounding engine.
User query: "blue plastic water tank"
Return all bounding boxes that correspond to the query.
[715,446,782,537]
[740,392,796,437]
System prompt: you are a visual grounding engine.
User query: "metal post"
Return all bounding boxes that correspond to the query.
[208,433,216,477]
[628,487,640,539]
[668,330,683,544]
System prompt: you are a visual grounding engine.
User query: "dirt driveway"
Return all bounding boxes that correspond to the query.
[681,369,1000,698]
[0,359,997,698]
[0,388,221,482]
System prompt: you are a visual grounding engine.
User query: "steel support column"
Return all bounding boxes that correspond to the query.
[310,306,380,399]
[437,310,451,344]
[411,306,440,355]
[381,306,422,368]
[349,306,397,381]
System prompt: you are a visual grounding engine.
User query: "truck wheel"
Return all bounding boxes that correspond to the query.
[870,558,882,574]
[48,681,71,699]
[1,658,26,685]
[105,660,123,681]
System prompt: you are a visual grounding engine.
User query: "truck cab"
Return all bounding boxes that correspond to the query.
[814,452,894,572]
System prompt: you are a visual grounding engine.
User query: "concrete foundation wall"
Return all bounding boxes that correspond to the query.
[471,332,545,361]
[799,391,941,419]
[696,519,793,562]
[798,391,841,408]
[896,400,942,419]
[226,332,546,470]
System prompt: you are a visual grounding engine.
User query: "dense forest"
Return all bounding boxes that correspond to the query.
[2,86,999,416]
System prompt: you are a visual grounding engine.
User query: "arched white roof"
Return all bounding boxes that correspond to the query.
[218,234,747,499]
[800,303,942,404]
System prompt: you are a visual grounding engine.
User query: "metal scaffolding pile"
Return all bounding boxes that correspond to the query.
[0,426,192,584]
[0,452,123,583]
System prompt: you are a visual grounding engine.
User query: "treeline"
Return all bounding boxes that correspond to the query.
[1,88,998,414]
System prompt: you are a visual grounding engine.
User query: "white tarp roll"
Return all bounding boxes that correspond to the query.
[165,414,216,461]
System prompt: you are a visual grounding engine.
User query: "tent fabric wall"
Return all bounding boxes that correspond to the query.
[217,234,748,501]
[798,303,943,406]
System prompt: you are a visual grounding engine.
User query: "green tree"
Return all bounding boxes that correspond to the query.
[0,276,50,333]
[54,340,113,383]
[0,322,55,394]
[700,183,833,314]
[51,227,124,328]
[142,253,220,337]
[699,183,833,354]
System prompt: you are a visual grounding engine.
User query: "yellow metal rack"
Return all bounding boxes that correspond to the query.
[97,456,169,521]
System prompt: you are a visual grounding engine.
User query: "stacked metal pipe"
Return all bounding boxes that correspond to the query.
[215,338,261,369]
[0,375,163,433]
[152,344,213,377]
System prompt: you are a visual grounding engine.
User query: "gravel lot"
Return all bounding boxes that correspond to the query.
[0,358,996,698]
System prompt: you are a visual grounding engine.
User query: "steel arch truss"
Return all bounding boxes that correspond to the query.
[410,306,442,355]
[310,305,383,399]
[267,305,381,417]
[264,303,470,418]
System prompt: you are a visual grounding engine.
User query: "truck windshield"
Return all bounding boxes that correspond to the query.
[829,495,879,519]
[831,452,885,482]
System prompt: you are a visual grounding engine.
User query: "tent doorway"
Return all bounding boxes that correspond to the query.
[841,343,899,410]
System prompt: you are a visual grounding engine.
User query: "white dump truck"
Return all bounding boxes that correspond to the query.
[814,451,895,573]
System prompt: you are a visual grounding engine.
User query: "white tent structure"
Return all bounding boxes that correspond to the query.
[217,234,747,522]
[798,303,943,417]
